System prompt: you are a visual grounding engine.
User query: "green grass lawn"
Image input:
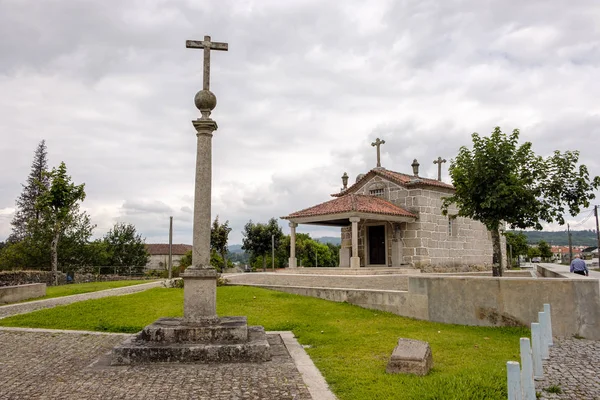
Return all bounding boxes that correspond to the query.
[13,280,157,304]
[0,286,526,400]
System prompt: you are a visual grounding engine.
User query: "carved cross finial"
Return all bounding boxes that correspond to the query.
[433,157,447,181]
[186,36,229,91]
[371,138,385,168]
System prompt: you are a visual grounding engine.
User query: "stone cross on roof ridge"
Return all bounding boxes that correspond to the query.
[433,156,447,181]
[371,138,386,168]
[186,36,229,91]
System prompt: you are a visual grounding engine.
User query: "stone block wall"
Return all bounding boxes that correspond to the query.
[0,270,152,287]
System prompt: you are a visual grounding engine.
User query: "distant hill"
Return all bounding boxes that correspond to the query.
[228,244,244,253]
[315,236,341,245]
[509,229,599,246]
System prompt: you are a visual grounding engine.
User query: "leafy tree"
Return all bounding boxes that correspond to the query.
[210,216,232,272]
[102,222,149,269]
[442,127,600,276]
[36,162,86,284]
[537,240,553,261]
[503,231,529,267]
[527,246,541,260]
[179,250,192,269]
[242,218,283,271]
[9,140,50,243]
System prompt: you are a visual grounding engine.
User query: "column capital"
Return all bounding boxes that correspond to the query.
[349,217,360,223]
[289,222,298,228]
[192,118,218,136]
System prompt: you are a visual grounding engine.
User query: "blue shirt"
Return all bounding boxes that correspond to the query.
[570,258,588,274]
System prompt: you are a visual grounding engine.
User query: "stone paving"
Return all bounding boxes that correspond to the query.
[0,280,164,319]
[536,337,600,400]
[0,329,313,400]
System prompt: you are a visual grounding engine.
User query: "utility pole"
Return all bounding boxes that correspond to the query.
[595,205,600,264]
[315,250,318,268]
[271,234,275,270]
[567,223,573,265]
[168,216,173,279]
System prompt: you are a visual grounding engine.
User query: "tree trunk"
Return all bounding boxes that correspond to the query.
[51,223,61,285]
[262,254,266,272]
[490,228,503,277]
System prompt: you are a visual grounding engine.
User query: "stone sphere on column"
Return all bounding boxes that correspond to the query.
[194,89,217,112]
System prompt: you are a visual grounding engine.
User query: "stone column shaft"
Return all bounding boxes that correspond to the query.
[289,222,297,268]
[350,217,360,268]
[183,118,218,322]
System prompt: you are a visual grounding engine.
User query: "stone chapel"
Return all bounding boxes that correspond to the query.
[282,140,506,272]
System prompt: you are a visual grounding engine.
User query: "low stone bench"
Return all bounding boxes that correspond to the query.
[386,338,433,376]
[0,283,46,304]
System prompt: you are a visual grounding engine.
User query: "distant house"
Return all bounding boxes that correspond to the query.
[145,244,192,270]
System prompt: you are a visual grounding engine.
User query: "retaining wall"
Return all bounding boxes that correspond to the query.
[227,273,600,340]
[226,273,409,291]
[0,283,46,304]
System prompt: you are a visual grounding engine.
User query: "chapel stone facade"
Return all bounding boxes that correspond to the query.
[283,159,506,272]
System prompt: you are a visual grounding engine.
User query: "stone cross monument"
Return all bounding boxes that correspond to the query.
[371,138,385,168]
[112,35,271,365]
[433,157,446,181]
[181,35,229,322]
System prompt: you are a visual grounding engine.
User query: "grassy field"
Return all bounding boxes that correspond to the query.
[0,286,526,400]
[13,280,157,304]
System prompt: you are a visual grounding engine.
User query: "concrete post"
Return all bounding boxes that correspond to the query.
[543,304,553,346]
[350,217,360,268]
[507,361,522,400]
[531,323,543,379]
[539,311,549,359]
[520,338,536,400]
[288,222,297,268]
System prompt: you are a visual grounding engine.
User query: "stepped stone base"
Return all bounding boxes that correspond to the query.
[111,316,271,365]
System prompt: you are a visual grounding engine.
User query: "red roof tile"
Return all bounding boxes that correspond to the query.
[283,194,417,219]
[145,244,193,256]
[332,168,454,197]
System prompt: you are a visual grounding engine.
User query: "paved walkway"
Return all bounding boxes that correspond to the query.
[536,337,600,399]
[0,328,317,400]
[0,280,165,319]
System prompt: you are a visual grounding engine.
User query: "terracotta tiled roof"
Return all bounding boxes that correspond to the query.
[145,244,193,256]
[283,194,417,219]
[332,168,454,197]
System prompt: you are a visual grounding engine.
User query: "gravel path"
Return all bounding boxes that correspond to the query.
[536,337,600,399]
[0,280,164,319]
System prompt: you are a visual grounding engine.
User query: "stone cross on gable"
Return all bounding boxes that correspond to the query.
[371,138,386,168]
[433,156,447,181]
[186,36,229,91]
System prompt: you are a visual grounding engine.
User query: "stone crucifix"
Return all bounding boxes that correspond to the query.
[433,157,447,181]
[186,36,229,91]
[371,138,385,168]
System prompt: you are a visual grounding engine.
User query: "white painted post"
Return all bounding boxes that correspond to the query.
[531,323,543,379]
[538,311,549,359]
[507,361,522,400]
[520,338,536,400]
[543,304,553,346]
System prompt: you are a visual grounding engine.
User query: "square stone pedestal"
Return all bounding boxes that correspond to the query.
[112,316,271,365]
[386,338,433,376]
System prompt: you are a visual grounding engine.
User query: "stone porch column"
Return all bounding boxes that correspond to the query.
[350,217,360,268]
[289,222,297,268]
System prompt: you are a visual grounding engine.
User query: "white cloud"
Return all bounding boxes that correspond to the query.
[1,0,600,245]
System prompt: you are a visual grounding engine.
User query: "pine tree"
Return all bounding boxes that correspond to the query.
[9,140,50,242]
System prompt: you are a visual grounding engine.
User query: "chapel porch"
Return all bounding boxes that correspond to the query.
[281,194,417,269]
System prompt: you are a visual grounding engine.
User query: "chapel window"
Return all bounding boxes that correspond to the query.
[369,188,384,196]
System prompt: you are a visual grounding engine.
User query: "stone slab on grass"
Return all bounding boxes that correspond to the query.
[386,338,433,376]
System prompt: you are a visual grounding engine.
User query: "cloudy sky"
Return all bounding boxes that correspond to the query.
[1,0,599,245]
